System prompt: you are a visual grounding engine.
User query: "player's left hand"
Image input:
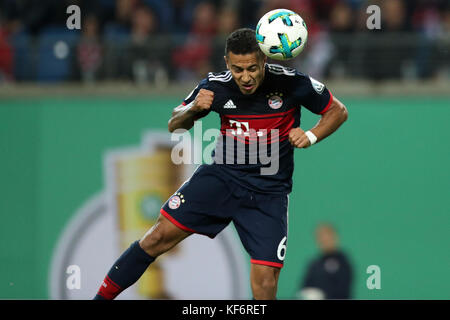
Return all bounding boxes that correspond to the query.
[288,127,311,148]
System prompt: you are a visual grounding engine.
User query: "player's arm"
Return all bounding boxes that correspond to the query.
[289,96,348,148]
[168,89,214,132]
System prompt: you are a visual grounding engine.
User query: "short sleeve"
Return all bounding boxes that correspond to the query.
[293,73,333,115]
[180,78,211,120]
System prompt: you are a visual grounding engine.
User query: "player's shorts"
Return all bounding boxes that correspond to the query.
[160,164,288,268]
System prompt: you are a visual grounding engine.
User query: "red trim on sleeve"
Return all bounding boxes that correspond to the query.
[181,101,187,106]
[319,90,333,115]
[250,259,284,268]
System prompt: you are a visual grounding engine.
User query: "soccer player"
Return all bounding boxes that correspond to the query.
[94,28,348,300]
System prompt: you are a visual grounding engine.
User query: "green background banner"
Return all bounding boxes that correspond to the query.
[1,96,449,299]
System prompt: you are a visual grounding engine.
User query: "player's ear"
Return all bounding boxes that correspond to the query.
[261,52,267,64]
[224,55,229,69]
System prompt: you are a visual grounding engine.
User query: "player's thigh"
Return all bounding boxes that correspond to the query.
[160,165,235,238]
[234,193,288,268]
[139,214,192,257]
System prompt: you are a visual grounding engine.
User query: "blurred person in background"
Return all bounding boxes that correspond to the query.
[114,0,139,29]
[0,12,13,82]
[329,2,355,33]
[288,0,334,79]
[211,5,240,71]
[298,223,353,300]
[411,0,449,79]
[326,1,355,78]
[172,1,218,81]
[439,5,450,78]
[124,5,169,85]
[217,5,239,37]
[76,14,103,83]
[363,0,409,80]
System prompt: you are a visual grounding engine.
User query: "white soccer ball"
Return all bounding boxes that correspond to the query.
[256,8,308,61]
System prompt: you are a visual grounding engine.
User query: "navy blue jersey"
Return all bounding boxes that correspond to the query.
[181,63,333,194]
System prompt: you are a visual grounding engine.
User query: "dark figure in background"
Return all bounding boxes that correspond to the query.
[363,0,409,80]
[298,223,353,300]
[76,15,103,83]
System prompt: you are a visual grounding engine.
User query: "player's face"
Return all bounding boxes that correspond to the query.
[225,51,266,95]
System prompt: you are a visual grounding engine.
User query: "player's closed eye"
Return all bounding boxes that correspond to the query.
[233,67,257,74]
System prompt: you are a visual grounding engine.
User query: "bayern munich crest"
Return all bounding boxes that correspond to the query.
[267,92,283,109]
[168,192,185,209]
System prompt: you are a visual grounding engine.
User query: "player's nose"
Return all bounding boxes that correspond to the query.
[241,71,251,83]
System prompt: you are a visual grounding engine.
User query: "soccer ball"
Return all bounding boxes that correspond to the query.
[256,9,308,61]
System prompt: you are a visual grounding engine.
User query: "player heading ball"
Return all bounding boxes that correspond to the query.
[94,28,348,300]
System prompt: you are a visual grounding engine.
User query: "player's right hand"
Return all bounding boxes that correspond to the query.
[191,89,214,112]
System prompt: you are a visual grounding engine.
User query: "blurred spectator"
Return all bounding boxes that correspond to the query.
[383,0,408,31]
[189,1,217,37]
[131,5,158,41]
[325,1,355,78]
[0,11,14,82]
[329,1,354,33]
[115,0,139,29]
[440,6,450,79]
[172,1,217,81]
[288,0,333,79]
[0,29,13,82]
[211,5,240,71]
[362,0,410,80]
[411,0,449,79]
[299,30,334,79]
[217,6,239,37]
[76,15,103,83]
[297,223,353,300]
[120,5,169,85]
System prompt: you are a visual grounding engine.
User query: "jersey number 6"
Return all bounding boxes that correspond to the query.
[277,236,287,261]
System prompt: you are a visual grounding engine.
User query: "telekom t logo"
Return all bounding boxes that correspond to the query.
[229,120,263,137]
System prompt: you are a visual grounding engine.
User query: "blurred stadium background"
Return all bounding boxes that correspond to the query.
[0,0,449,300]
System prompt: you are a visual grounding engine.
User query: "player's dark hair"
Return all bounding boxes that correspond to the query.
[225,28,264,59]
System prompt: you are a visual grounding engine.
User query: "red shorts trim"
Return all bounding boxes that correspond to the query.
[160,209,217,239]
[250,259,284,269]
[160,208,197,233]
